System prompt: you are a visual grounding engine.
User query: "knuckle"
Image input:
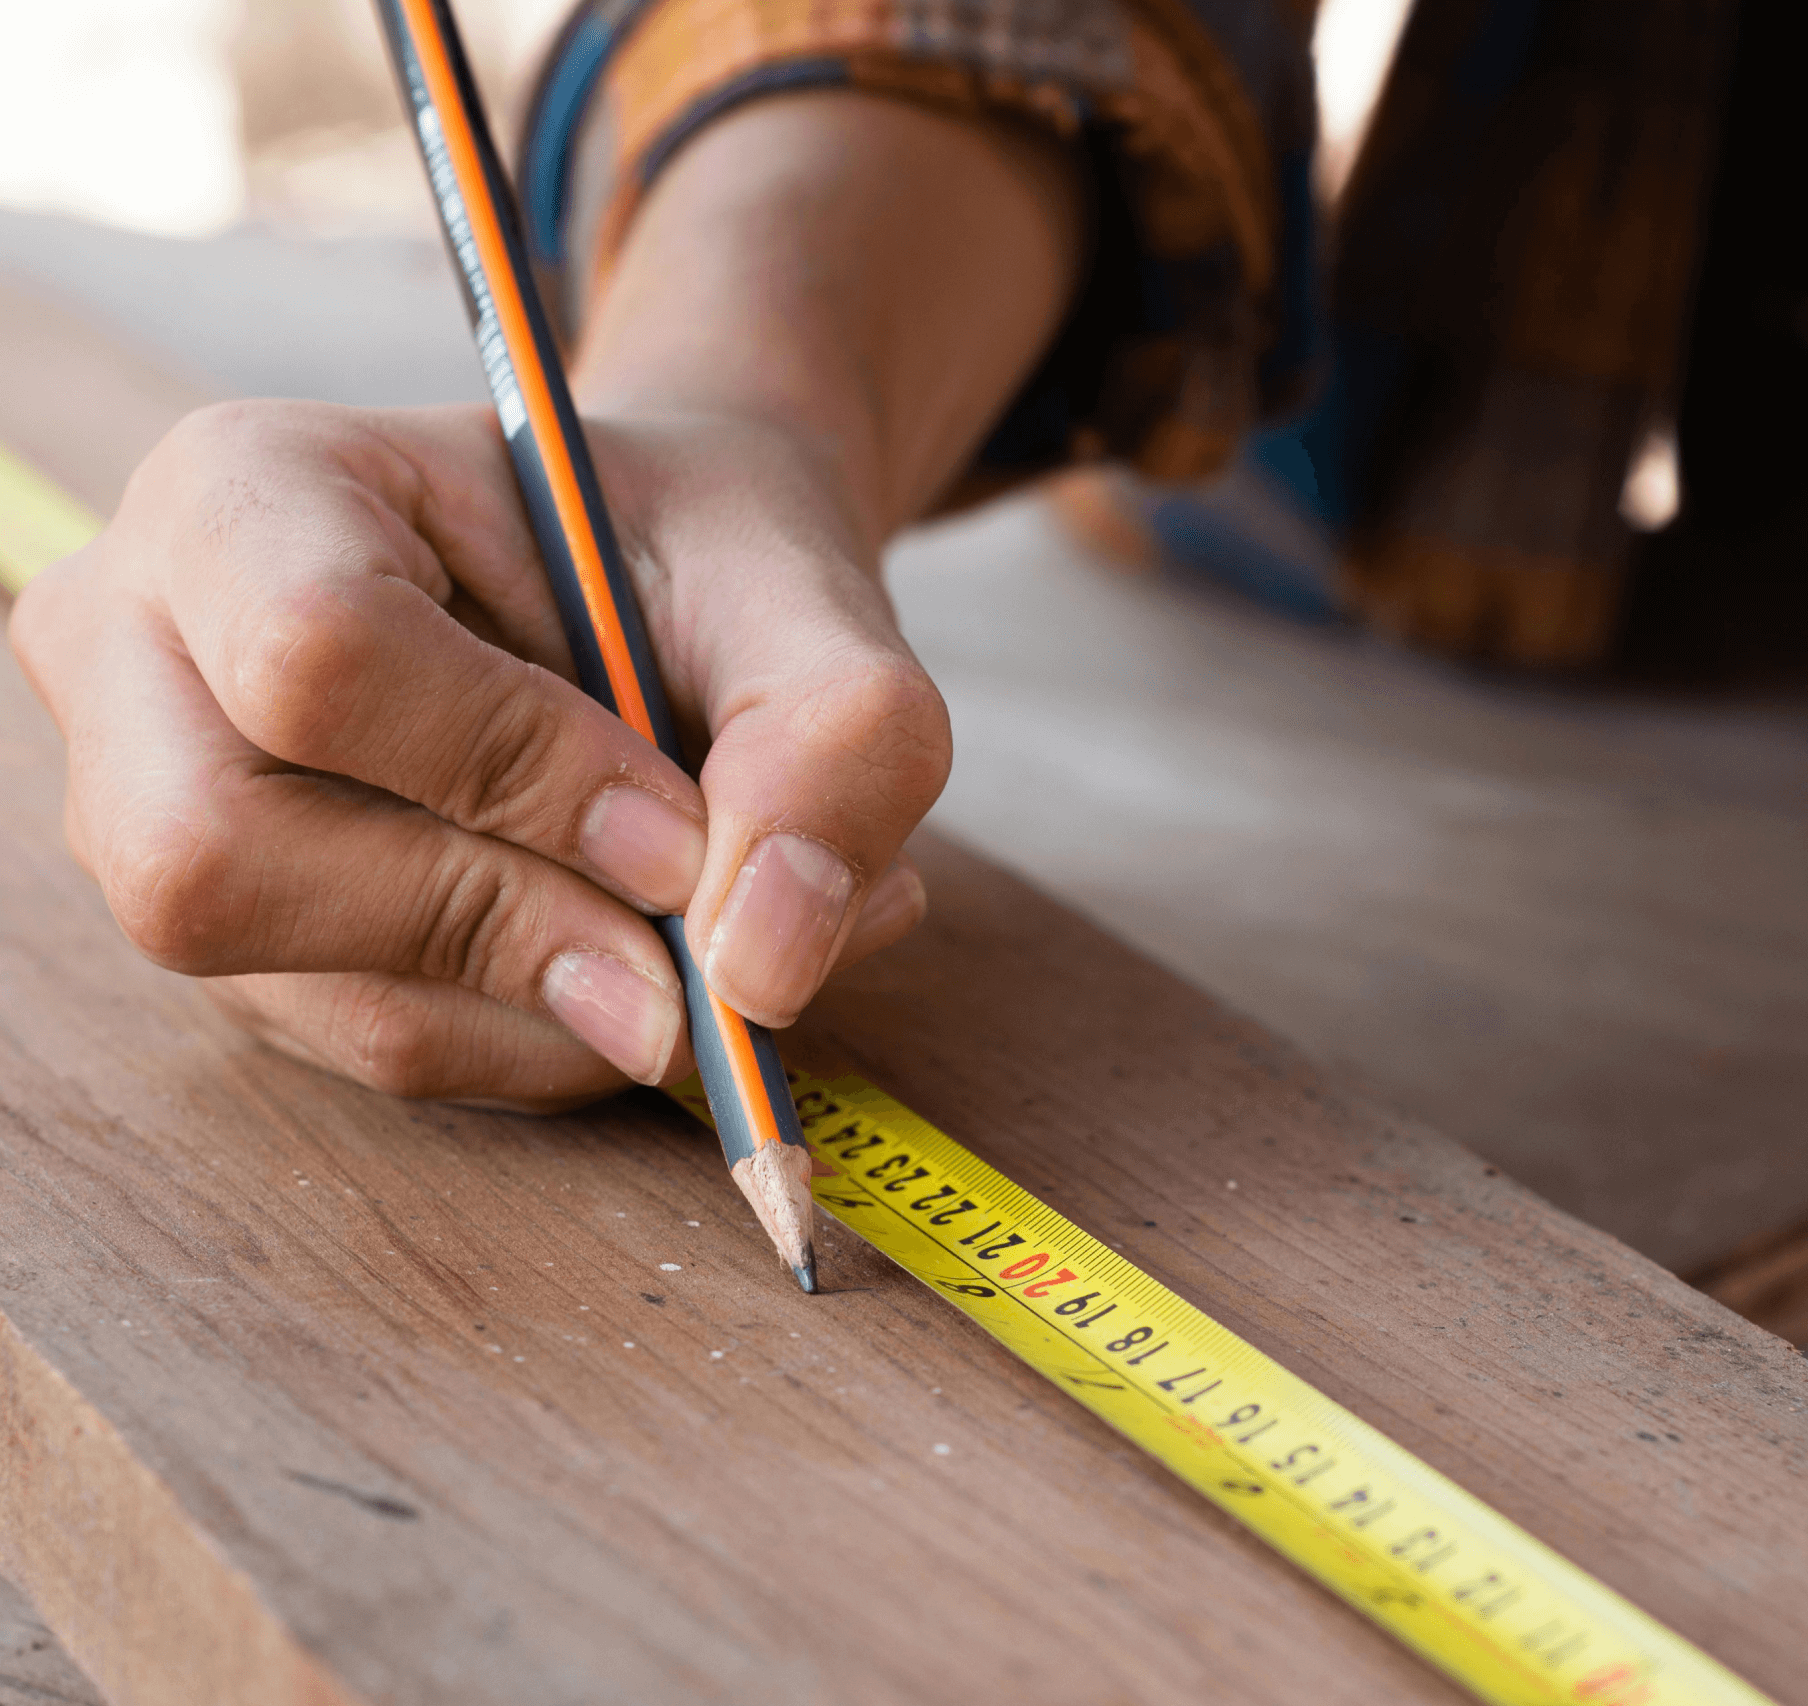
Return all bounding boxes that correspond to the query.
[147,402,286,517]
[335,982,447,1099]
[223,589,378,766]
[161,399,325,478]
[803,652,953,818]
[103,810,241,974]
[411,855,527,991]
[162,399,264,460]
[155,403,379,768]
[442,688,564,836]
[150,403,248,482]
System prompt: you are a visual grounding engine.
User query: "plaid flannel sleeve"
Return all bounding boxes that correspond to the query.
[517,0,1317,498]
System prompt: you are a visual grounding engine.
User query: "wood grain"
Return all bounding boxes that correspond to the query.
[1,275,1805,1706]
[5,643,1808,1705]
[0,1574,100,1706]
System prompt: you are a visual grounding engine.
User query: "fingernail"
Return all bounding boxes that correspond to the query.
[704,834,854,1023]
[851,861,926,949]
[579,787,706,913]
[543,951,682,1085]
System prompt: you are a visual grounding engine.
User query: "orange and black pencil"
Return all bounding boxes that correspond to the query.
[374,0,818,1290]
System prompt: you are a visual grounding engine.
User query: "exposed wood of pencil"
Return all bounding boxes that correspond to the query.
[731,1143,818,1292]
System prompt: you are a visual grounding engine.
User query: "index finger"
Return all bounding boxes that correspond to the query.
[149,401,708,915]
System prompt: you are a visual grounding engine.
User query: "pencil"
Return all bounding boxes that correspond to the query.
[374,0,818,1291]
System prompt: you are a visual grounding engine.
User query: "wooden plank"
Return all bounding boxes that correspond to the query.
[2,279,1806,1706]
[1690,1216,1808,1350]
[0,1573,101,1706]
[5,643,1808,1706]
[0,276,207,517]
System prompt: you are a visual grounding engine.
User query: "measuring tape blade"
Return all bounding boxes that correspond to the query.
[0,444,102,597]
[672,1072,1773,1706]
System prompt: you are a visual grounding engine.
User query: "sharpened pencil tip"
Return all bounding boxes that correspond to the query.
[731,1143,817,1288]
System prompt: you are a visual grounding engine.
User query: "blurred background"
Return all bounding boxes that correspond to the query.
[0,0,1803,1337]
[0,0,1413,236]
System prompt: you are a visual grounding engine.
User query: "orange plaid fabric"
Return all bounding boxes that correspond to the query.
[518,0,1316,494]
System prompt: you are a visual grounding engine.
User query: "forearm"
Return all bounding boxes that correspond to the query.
[568,91,1085,553]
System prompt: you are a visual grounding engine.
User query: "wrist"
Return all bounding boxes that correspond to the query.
[578,399,882,579]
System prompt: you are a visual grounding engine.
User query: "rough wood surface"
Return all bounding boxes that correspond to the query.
[1691,1216,1808,1350]
[0,1574,101,1706]
[2,276,1806,1706]
[4,637,1808,1705]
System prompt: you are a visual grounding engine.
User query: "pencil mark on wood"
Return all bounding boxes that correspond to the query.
[285,1472,420,1523]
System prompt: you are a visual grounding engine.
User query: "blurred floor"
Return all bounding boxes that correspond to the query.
[0,208,483,407]
[2,209,1804,1278]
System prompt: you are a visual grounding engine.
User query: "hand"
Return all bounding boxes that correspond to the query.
[9,398,947,1108]
[9,90,1080,1111]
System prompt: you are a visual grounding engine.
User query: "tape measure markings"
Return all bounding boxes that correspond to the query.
[670,1072,1774,1706]
[796,1082,1567,1687]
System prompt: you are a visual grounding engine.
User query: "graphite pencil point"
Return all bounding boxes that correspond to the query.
[792,1249,819,1294]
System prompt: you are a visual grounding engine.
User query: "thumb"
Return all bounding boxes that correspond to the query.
[688,593,950,1026]
[590,413,952,1027]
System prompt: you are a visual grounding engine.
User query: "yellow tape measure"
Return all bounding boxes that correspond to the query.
[0,446,1771,1705]
[0,444,101,597]
[673,1072,1772,1706]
